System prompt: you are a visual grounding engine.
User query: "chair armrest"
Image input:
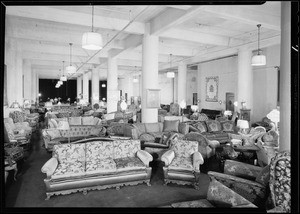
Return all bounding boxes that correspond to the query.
[161,150,175,166]
[208,171,265,189]
[207,140,220,149]
[124,124,139,139]
[137,150,153,167]
[224,159,263,180]
[192,151,204,171]
[41,157,58,179]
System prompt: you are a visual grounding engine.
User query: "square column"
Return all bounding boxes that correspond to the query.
[31,70,37,104]
[82,72,89,104]
[23,59,32,100]
[77,76,82,98]
[107,57,119,113]
[141,23,159,123]
[92,67,100,105]
[177,61,187,105]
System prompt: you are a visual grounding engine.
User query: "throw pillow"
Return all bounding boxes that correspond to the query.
[198,113,208,121]
[90,126,105,136]
[255,165,270,186]
[205,120,222,132]
[145,123,161,133]
[45,129,62,140]
[221,121,235,132]
[192,121,207,133]
[69,117,82,126]
[163,120,179,133]
[82,116,94,125]
[50,119,58,128]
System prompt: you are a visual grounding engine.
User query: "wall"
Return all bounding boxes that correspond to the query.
[198,55,238,111]
[159,73,174,104]
[186,70,198,105]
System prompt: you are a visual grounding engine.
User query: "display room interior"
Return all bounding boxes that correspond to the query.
[1,1,298,212]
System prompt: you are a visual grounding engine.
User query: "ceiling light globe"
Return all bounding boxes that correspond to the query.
[66,65,77,74]
[251,54,266,66]
[82,32,103,50]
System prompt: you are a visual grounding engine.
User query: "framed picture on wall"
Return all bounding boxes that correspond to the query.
[205,76,219,102]
[146,89,161,108]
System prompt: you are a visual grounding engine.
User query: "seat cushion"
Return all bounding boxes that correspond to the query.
[221,121,235,132]
[169,156,194,172]
[85,158,117,175]
[114,157,145,172]
[51,161,85,180]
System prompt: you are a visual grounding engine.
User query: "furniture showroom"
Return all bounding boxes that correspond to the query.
[2,1,297,212]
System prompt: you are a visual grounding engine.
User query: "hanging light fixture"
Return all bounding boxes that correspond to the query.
[167,54,175,78]
[251,24,266,66]
[133,66,139,82]
[66,43,77,74]
[60,61,67,81]
[58,80,63,85]
[82,5,103,50]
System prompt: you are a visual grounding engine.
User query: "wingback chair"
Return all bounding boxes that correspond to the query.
[207,151,291,210]
[161,139,204,189]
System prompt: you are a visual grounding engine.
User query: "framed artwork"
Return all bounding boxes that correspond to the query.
[205,76,219,102]
[146,89,161,108]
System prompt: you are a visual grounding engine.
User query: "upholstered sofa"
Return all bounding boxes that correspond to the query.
[187,119,237,144]
[124,120,189,142]
[47,116,102,128]
[42,125,106,151]
[41,138,153,200]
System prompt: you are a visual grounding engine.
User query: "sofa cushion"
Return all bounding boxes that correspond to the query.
[145,123,161,133]
[205,120,222,132]
[114,157,145,172]
[191,121,207,133]
[53,143,85,164]
[255,165,270,186]
[69,117,82,126]
[163,120,179,133]
[140,133,155,142]
[106,123,125,136]
[85,158,117,175]
[221,121,235,132]
[51,161,85,180]
[82,116,95,125]
[49,119,58,128]
[45,129,61,140]
[169,156,194,172]
[86,141,114,161]
[198,113,209,121]
[113,140,140,159]
[90,126,106,137]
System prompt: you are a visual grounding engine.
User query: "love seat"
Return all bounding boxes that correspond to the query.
[41,138,153,200]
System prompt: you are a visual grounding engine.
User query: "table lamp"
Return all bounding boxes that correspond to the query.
[237,119,249,134]
[57,120,70,143]
[120,100,128,122]
[191,105,198,113]
[266,108,280,132]
[224,110,232,119]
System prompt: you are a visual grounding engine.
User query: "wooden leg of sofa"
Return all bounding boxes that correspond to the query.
[116,186,120,190]
[82,189,88,195]
[45,194,51,200]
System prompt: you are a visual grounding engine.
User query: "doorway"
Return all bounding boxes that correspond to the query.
[225,92,235,112]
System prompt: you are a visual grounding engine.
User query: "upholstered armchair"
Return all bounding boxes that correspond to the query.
[161,139,204,189]
[208,152,281,209]
[4,117,32,139]
[9,110,38,131]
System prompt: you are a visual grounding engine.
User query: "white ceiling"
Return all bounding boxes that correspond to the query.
[4,3,281,80]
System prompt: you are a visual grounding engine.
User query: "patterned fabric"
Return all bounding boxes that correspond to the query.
[69,117,82,125]
[85,158,116,175]
[207,178,257,208]
[60,126,92,138]
[106,123,125,136]
[9,111,25,123]
[113,140,140,159]
[53,144,85,164]
[269,151,291,213]
[169,156,194,172]
[205,120,222,132]
[51,161,85,180]
[170,139,198,158]
[49,118,58,128]
[171,199,214,208]
[191,121,207,133]
[114,157,145,172]
[86,141,114,161]
[255,165,270,186]
[90,126,106,137]
[198,113,208,121]
[169,103,180,116]
[57,112,70,118]
[183,132,209,159]
[224,160,262,180]
[139,133,155,142]
[220,121,235,132]
[70,109,83,117]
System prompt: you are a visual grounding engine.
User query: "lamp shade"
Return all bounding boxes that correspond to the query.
[179,100,186,109]
[237,119,249,129]
[82,32,103,50]
[224,110,232,116]
[133,77,139,83]
[167,72,175,78]
[120,100,127,111]
[66,65,76,74]
[57,121,70,130]
[60,75,67,81]
[191,105,198,112]
[267,109,280,123]
[251,54,266,66]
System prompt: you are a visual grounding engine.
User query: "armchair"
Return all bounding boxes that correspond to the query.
[4,117,32,138]
[9,110,38,131]
[161,139,204,189]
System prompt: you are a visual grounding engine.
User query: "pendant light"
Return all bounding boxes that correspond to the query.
[167,54,175,78]
[82,5,103,50]
[60,61,67,81]
[251,24,266,66]
[66,43,77,74]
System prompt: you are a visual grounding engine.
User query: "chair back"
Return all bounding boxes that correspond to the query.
[269,151,291,212]
[170,139,198,158]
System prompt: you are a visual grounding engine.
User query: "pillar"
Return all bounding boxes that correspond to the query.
[177,61,187,105]
[23,59,32,100]
[82,72,89,103]
[77,76,82,98]
[5,38,23,106]
[31,70,37,104]
[36,74,39,103]
[279,2,291,152]
[127,75,134,104]
[237,48,253,119]
[92,67,100,105]
[141,23,159,123]
[107,57,119,113]
[197,65,201,109]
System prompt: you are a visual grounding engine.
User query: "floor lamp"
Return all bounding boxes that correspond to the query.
[57,120,70,144]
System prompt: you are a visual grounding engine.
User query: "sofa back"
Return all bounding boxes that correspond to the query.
[189,120,236,134]
[48,116,101,128]
[52,139,141,162]
[60,125,94,138]
[132,123,163,137]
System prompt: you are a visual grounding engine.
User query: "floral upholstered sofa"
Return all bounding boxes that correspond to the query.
[42,125,106,151]
[41,138,153,200]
